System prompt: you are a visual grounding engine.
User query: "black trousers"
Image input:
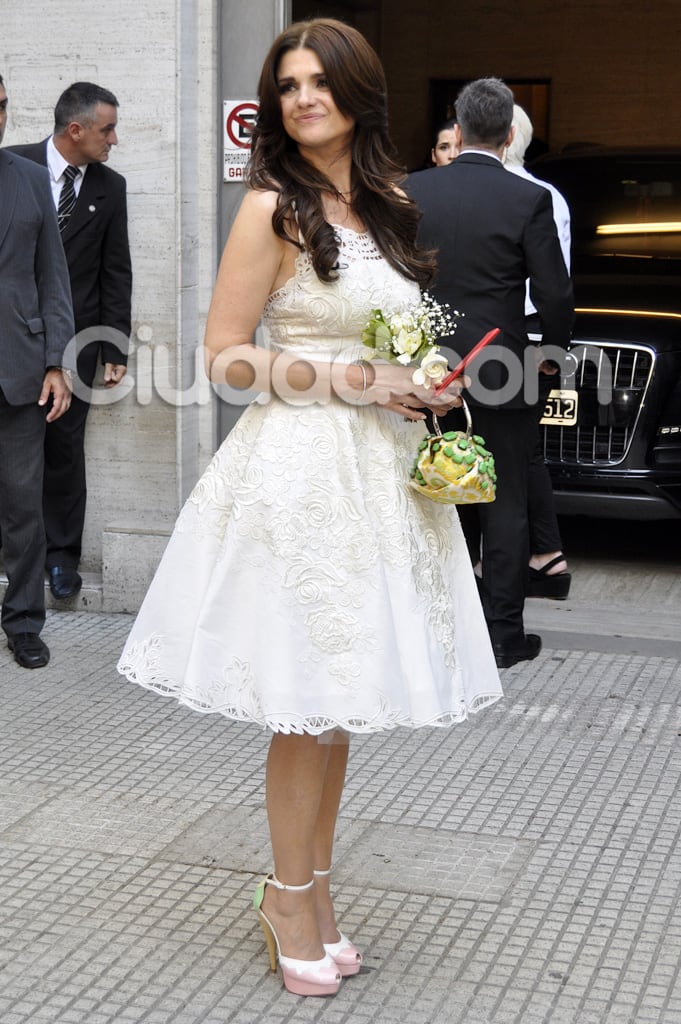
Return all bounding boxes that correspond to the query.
[43,393,89,571]
[0,391,47,636]
[43,339,102,571]
[456,404,539,645]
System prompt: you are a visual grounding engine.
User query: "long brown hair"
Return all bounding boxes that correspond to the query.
[246,18,435,287]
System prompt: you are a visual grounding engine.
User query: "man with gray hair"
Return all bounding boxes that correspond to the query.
[408,77,574,668]
[9,82,132,601]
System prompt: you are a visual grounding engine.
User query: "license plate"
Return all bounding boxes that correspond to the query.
[540,388,579,427]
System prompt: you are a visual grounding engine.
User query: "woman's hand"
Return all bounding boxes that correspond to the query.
[421,377,468,414]
[367,363,465,421]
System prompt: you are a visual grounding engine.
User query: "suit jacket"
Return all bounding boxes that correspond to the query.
[0,149,75,404]
[407,152,574,408]
[8,139,132,376]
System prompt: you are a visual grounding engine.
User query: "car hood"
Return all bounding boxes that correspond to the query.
[574,273,681,317]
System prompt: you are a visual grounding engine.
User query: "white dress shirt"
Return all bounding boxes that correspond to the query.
[46,136,88,208]
[507,163,572,317]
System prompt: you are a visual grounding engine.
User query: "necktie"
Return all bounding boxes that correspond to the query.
[57,165,80,233]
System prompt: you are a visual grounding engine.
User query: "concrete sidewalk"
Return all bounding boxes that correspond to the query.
[1,561,680,1023]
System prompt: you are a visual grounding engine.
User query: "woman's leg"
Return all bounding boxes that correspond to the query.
[263,731,333,961]
[312,730,350,942]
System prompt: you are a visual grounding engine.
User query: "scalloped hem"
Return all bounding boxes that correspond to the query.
[117,664,502,735]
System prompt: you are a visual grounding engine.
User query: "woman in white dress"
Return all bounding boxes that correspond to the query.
[118,17,502,998]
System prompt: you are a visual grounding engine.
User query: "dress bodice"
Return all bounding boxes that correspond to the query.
[261,225,420,362]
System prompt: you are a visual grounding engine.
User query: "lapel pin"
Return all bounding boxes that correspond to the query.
[89,204,96,212]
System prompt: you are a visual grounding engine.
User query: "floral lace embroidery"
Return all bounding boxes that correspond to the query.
[261,225,419,357]
[118,225,503,733]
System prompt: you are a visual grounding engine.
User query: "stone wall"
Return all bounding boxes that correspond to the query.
[2,0,219,579]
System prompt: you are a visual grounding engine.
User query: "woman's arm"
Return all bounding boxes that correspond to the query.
[205,188,340,399]
[204,188,286,383]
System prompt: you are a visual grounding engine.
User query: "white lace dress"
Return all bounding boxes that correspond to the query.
[117,227,502,734]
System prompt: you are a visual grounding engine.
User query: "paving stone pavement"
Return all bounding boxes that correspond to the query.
[1,601,680,1024]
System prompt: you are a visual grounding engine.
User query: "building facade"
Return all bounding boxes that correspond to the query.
[3,0,679,610]
[3,0,288,610]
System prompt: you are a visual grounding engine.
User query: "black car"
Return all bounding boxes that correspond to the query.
[530,147,681,520]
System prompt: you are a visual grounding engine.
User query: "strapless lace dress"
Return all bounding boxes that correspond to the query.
[118,226,502,733]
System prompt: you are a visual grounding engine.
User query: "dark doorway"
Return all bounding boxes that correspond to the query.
[291,0,382,49]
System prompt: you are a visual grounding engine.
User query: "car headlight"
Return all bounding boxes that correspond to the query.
[652,425,681,467]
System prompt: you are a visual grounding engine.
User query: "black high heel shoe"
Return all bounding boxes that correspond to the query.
[527,555,571,600]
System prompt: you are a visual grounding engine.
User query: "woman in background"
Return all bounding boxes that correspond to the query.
[430,116,460,165]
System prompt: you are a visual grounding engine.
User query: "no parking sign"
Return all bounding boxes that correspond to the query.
[223,99,259,182]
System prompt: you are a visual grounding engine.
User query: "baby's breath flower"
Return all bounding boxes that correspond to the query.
[361,293,461,388]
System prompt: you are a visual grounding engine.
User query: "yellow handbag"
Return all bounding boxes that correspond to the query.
[409,399,497,505]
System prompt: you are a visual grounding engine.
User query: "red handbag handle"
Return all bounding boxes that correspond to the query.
[434,327,501,396]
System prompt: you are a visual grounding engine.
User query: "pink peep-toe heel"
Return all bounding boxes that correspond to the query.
[314,867,363,976]
[253,874,342,997]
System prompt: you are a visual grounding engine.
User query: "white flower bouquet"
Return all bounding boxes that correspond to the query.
[361,293,459,388]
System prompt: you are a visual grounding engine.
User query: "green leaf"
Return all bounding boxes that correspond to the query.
[375,322,393,349]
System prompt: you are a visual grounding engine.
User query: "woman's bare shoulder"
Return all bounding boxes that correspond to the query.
[242,186,281,217]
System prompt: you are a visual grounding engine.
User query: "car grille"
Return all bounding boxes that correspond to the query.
[542,342,655,465]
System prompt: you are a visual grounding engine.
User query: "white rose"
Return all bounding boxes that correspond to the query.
[412,349,449,387]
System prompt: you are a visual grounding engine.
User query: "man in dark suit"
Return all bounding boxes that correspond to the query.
[9,82,132,600]
[0,74,75,667]
[408,78,574,669]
